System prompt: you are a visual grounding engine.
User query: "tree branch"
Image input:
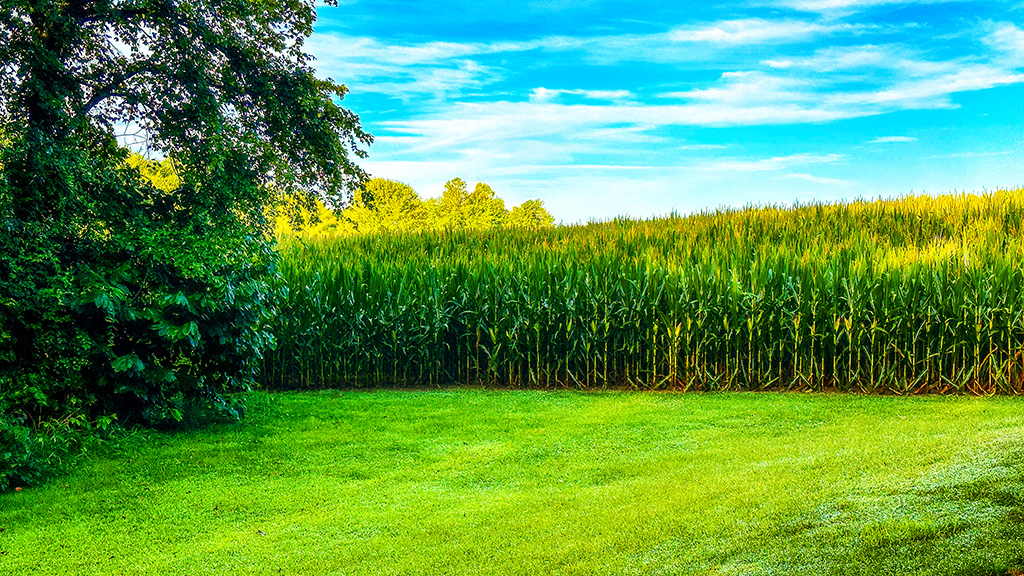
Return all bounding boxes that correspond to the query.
[82,65,152,115]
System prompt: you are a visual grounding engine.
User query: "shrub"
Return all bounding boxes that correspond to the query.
[0,414,43,491]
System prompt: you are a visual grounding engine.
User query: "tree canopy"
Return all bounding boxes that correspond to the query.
[507,199,556,229]
[347,178,427,234]
[275,177,555,236]
[0,0,370,202]
[0,0,371,435]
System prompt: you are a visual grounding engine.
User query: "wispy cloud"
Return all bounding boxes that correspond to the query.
[868,136,917,143]
[371,57,1020,159]
[983,22,1024,65]
[679,144,729,150]
[700,153,845,173]
[372,52,1024,148]
[660,71,816,105]
[305,35,518,98]
[305,18,887,98]
[762,45,956,76]
[771,0,966,15]
[668,18,856,44]
[310,17,1024,110]
[529,88,635,103]
[828,65,1024,109]
[509,164,677,171]
[306,35,545,68]
[377,101,852,156]
[783,172,854,185]
[925,150,1016,159]
[310,2,1024,220]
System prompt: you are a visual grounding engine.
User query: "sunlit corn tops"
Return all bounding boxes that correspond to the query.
[262,188,1024,394]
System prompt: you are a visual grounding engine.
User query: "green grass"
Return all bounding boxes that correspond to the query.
[2,390,1023,575]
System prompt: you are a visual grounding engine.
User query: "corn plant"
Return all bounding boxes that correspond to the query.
[263,189,1024,394]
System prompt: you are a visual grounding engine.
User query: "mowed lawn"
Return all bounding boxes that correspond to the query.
[2,391,1024,575]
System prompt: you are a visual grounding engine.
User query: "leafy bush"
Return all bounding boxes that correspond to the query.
[0,414,41,491]
[0,409,125,491]
[0,0,366,488]
[66,214,283,426]
[0,148,283,428]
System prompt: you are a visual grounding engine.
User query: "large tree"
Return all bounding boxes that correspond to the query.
[463,182,507,229]
[0,0,371,427]
[345,177,426,234]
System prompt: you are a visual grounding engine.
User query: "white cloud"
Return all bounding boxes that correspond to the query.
[679,144,729,150]
[377,101,855,156]
[984,22,1024,65]
[304,17,882,98]
[306,35,542,68]
[828,65,1024,109]
[699,153,845,173]
[868,136,917,143]
[763,59,796,69]
[305,35,520,98]
[372,61,504,100]
[307,10,1024,221]
[762,45,959,76]
[529,87,634,103]
[510,164,677,171]
[669,18,849,44]
[772,0,965,15]
[354,34,1024,176]
[660,71,816,105]
[783,172,854,185]
[777,0,898,11]
[373,55,1024,154]
[925,150,1016,159]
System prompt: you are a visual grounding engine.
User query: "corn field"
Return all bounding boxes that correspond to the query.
[262,189,1024,394]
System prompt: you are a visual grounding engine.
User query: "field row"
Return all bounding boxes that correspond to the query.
[263,189,1024,393]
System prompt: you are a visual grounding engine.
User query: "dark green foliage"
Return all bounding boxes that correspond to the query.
[0,414,40,491]
[63,219,283,425]
[0,0,368,489]
[0,412,95,491]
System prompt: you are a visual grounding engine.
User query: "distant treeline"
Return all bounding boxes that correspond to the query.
[264,189,1024,394]
[273,177,555,236]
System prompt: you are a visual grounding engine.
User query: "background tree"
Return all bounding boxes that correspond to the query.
[426,178,469,230]
[126,154,182,193]
[271,177,556,237]
[0,0,371,433]
[464,182,507,229]
[271,191,353,237]
[344,178,426,234]
[507,199,556,229]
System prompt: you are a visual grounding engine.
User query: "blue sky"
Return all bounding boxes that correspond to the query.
[307,0,1024,223]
